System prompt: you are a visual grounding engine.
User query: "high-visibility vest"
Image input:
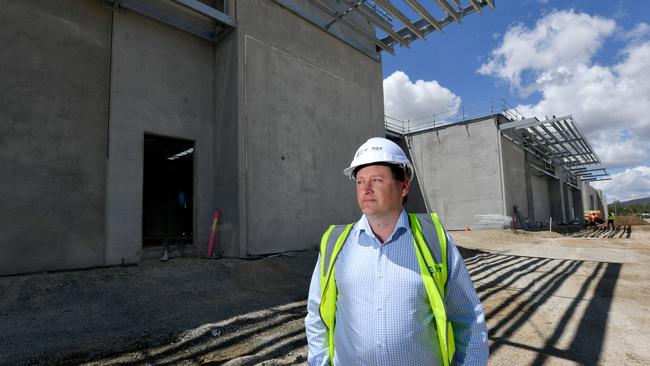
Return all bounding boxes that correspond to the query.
[318,213,456,366]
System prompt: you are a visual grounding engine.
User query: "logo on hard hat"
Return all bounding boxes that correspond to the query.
[356,146,382,158]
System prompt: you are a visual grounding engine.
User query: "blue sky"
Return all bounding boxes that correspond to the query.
[380,0,650,203]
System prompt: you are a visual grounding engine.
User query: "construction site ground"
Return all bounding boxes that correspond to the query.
[2,225,649,366]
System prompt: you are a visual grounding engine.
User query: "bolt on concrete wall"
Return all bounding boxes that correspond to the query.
[0,0,111,275]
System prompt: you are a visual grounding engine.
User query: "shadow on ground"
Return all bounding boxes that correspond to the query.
[569,225,632,239]
[460,246,621,365]
[1,246,621,365]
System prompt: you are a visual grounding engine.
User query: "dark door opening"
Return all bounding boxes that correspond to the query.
[143,134,194,247]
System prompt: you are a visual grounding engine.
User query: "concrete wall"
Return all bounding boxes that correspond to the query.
[409,117,504,229]
[569,186,583,222]
[394,137,428,213]
[234,0,384,255]
[105,9,216,264]
[0,0,387,273]
[548,177,564,224]
[501,137,529,222]
[0,0,111,275]
[531,174,551,225]
[581,181,607,216]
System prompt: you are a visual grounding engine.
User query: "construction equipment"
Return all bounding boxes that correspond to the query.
[584,210,603,225]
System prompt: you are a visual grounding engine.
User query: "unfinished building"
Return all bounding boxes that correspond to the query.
[389,112,609,230]
[0,0,494,275]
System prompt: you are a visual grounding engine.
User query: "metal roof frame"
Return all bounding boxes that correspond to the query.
[273,0,495,60]
[500,115,609,181]
[379,0,495,48]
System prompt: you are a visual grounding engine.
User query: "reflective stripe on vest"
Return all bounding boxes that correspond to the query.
[318,213,456,366]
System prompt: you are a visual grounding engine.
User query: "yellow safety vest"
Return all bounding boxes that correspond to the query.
[318,213,456,365]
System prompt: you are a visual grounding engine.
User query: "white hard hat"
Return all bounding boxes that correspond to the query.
[343,137,413,180]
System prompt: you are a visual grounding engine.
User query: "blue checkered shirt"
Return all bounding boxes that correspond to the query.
[305,210,488,365]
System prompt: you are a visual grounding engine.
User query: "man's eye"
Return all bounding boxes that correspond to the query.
[373,178,383,182]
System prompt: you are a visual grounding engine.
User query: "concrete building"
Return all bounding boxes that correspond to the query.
[390,112,609,230]
[0,0,494,275]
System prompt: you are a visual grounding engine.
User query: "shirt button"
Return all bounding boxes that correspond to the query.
[377,307,382,311]
[378,273,383,279]
[376,341,384,347]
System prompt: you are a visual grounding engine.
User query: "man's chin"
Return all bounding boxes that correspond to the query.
[360,206,378,216]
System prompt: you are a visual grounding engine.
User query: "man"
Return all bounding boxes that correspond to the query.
[305,137,488,365]
[607,211,616,228]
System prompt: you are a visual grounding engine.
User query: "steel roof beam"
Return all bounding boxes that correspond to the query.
[374,0,425,38]
[307,0,395,54]
[436,0,462,22]
[341,0,409,46]
[551,120,586,158]
[469,0,483,14]
[500,117,541,130]
[403,0,443,32]
[380,0,492,47]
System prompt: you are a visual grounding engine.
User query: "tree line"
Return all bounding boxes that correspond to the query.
[608,203,650,215]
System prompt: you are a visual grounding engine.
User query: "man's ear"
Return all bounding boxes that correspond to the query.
[402,179,411,196]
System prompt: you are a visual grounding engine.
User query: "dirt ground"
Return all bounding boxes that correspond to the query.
[1,225,649,365]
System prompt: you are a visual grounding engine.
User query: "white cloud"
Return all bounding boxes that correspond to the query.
[593,138,647,169]
[479,10,650,171]
[478,10,615,90]
[383,71,461,124]
[591,166,650,202]
[623,22,650,43]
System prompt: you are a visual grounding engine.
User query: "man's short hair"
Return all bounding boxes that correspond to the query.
[352,162,408,182]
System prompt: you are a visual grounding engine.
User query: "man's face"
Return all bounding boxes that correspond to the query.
[355,165,410,217]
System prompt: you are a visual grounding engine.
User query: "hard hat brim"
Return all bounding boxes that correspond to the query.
[343,161,413,180]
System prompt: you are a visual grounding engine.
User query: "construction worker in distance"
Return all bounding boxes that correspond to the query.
[607,210,616,228]
[305,137,488,365]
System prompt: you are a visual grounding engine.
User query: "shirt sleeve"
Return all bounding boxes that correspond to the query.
[444,233,489,365]
[305,255,330,366]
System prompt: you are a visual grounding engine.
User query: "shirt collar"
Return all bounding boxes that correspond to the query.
[355,209,409,244]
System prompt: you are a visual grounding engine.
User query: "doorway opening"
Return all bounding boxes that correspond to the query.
[143,134,194,249]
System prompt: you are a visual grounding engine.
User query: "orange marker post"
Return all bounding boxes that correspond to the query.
[207,209,222,258]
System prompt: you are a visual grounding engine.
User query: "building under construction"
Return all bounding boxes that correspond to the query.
[388,110,609,230]
[2,1,609,278]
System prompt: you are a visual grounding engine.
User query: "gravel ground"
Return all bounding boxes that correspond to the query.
[2,226,649,365]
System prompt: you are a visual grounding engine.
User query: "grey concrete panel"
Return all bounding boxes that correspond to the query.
[0,0,111,275]
[501,137,529,221]
[570,187,583,222]
[232,1,383,255]
[409,118,504,229]
[581,181,606,216]
[531,175,551,225]
[243,34,380,255]
[238,0,382,89]
[548,178,564,224]
[394,137,427,213]
[212,28,242,258]
[105,10,215,264]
